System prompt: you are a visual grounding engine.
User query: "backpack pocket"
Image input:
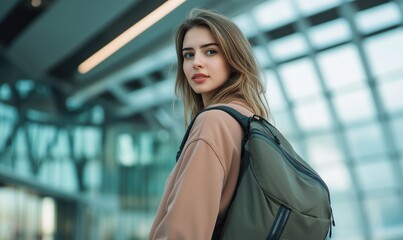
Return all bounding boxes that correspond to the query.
[280,209,331,240]
[266,205,291,240]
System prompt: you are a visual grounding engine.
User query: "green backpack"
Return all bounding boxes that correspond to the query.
[176,106,335,240]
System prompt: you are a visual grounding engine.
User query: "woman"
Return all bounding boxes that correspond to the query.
[148,8,269,239]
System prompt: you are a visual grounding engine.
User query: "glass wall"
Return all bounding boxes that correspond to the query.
[1,0,403,239]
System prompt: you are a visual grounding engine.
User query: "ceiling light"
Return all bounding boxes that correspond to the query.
[31,0,42,8]
[78,0,186,74]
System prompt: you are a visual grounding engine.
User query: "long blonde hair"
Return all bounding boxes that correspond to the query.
[174,9,270,126]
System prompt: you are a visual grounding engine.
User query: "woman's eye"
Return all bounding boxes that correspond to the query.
[206,50,217,55]
[183,52,194,59]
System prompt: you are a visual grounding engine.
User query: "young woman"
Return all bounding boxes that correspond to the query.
[148,8,270,239]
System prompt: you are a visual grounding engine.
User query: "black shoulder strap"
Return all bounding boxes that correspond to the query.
[176,106,251,162]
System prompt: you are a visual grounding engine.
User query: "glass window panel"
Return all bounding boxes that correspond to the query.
[401,154,403,174]
[308,19,352,49]
[73,127,85,159]
[364,29,403,77]
[38,160,78,191]
[269,33,308,61]
[15,129,28,157]
[346,123,387,158]
[83,127,101,158]
[306,132,344,166]
[316,162,352,192]
[252,0,296,31]
[139,133,153,165]
[233,13,257,38]
[317,44,365,90]
[91,105,104,124]
[272,110,295,136]
[0,84,11,100]
[355,159,397,191]
[333,86,376,124]
[84,160,101,190]
[295,0,340,16]
[0,107,16,149]
[265,70,287,112]
[294,97,333,131]
[117,133,139,166]
[0,102,17,120]
[379,79,403,114]
[41,197,56,237]
[365,195,403,238]
[279,58,322,100]
[355,2,402,35]
[50,130,69,159]
[16,80,35,98]
[34,125,56,159]
[253,46,271,68]
[14,157,31,176]
[390,116,403,151]
[330,200,365,240]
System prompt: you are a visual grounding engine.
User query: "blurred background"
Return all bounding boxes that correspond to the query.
[0,0,402,239]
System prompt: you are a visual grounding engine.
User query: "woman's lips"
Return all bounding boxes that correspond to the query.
[192,73,208,84]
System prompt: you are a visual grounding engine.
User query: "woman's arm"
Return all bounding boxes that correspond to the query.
[150,139,225,240]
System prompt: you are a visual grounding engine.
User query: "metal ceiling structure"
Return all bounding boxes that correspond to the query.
[0,0,265,126]
[1,0,403,239]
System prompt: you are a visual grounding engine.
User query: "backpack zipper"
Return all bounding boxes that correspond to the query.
[249,129,335,237]
[267,205,291,240]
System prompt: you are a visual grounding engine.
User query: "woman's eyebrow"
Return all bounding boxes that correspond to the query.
[182,43,219,52]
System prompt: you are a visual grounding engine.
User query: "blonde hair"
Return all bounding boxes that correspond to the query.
[174,8,270,126]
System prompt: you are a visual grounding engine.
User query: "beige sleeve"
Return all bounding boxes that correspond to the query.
[151,139,225,240]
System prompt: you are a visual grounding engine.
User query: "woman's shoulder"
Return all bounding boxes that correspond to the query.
[189,101,251,140]
[204,101,254,117]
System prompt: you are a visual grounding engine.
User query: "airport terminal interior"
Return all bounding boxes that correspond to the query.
[0,0,403,239]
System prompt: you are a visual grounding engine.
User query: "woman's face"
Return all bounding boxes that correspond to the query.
[182,26,231,105]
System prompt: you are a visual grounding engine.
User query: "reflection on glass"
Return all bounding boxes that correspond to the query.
[316,162,351,192]
[279,58,322,100]
[232,13,257,38]
[0,187,58,240]
[308,19,351,49]
[305,132,344,166]
[379,78,403,114]
[38,160,78,192]
[355,159,397,191]
[41,197,55,240]
[390,117,403,151]
[345,122,387,159]
[294,96,333,131]
[264,70,286,112]
[269,33,308,61]
[252,0,296,30]
[317,43,365,91]
[333,86,376,124]
[364,195,403,238]
[118,134,138,166]
[271,110,295,136]
[364,29,403,77]
[355,2,401,35]
[295,0,340,16]
[330,200,364,239]
[253,46,271,68]
[0,84,12,100]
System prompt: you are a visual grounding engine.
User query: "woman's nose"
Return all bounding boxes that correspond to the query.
[192,55,203,69]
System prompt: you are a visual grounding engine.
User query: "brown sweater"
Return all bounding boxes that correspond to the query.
[148,102,253,240]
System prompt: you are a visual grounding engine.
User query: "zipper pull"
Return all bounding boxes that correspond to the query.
[329,207,335,238]
[331,207,336,226]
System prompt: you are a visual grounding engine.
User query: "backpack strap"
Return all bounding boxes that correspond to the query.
[205,106,250,133]
[176,105,251,162]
